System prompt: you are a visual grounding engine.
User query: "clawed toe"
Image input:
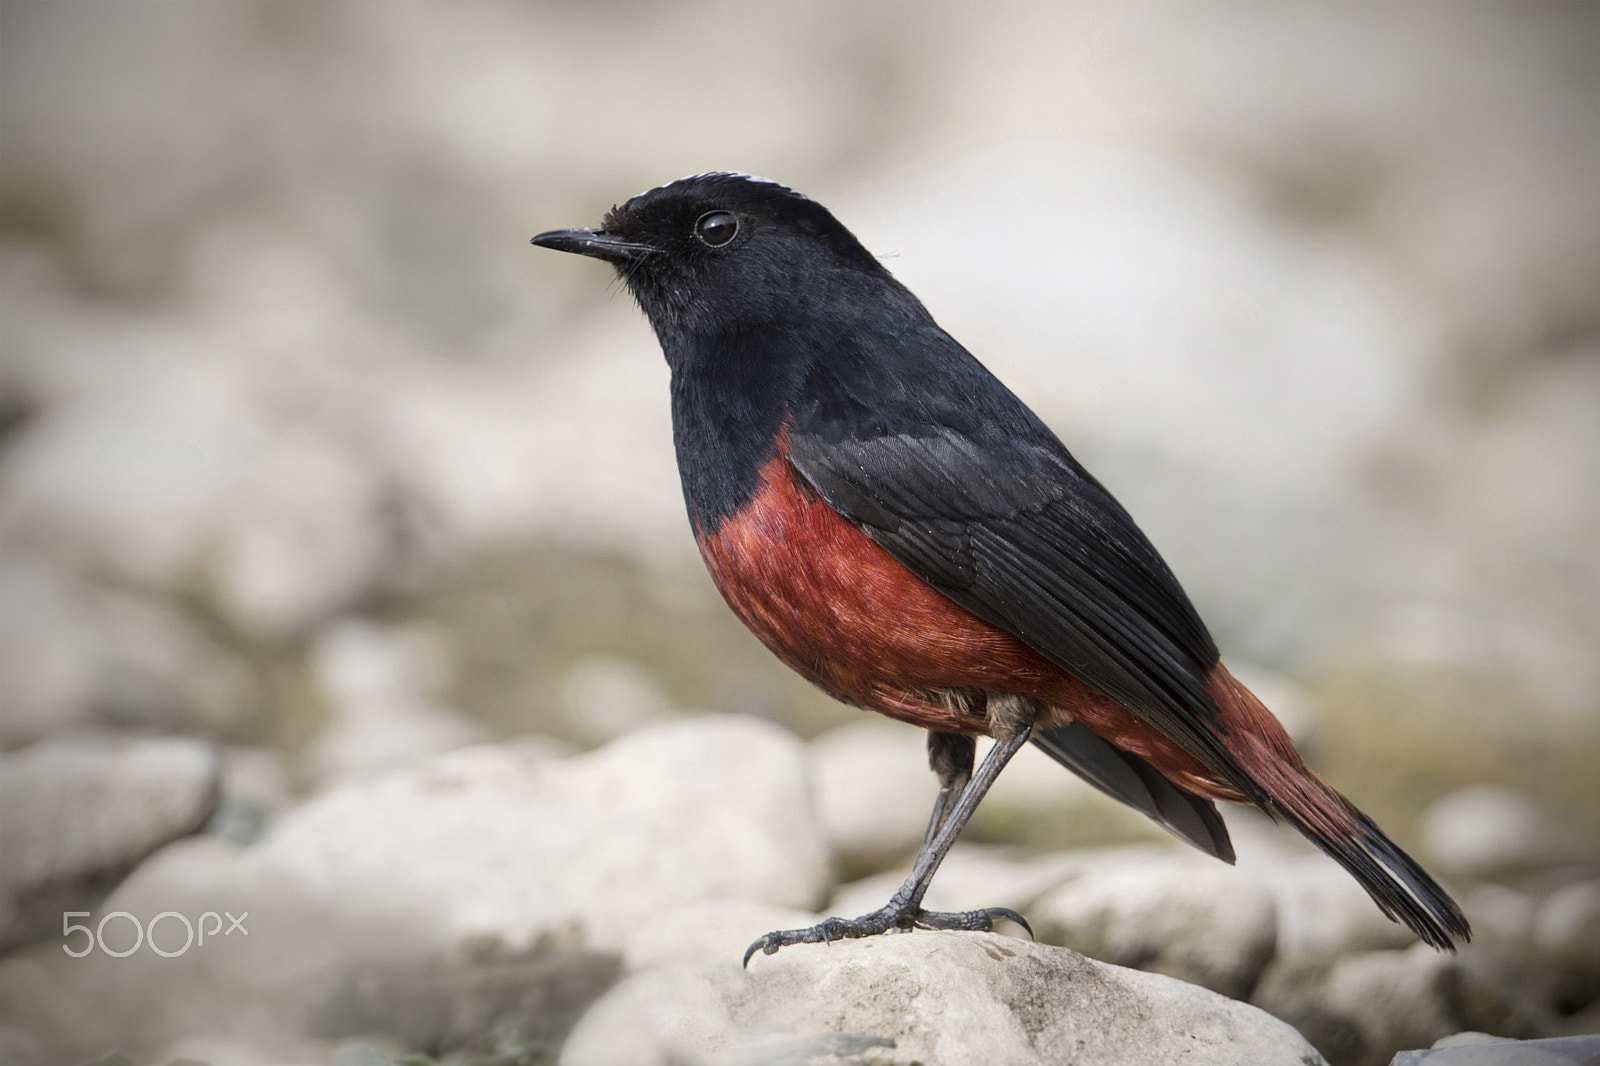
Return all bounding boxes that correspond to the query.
[742,904,1030,966]
[914,905,1033,938]
[742,909,898,966]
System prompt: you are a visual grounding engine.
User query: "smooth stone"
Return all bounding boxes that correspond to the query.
[1420,787,1592,880]
[0,735,219,951]
[560,932,1327,1066]
[0,717,830,1062]
[1030,844,1278,1000]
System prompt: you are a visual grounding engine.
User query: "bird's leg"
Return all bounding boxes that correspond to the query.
[744,698,1037,965]
[887,696,1034,919]
[921,730,975,852]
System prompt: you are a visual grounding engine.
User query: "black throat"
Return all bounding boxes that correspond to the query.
[668,330,813,536]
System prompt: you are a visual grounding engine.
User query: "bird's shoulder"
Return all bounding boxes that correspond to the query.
[789,326,1147,567]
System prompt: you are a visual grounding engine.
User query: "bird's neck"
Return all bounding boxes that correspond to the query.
[667,333,812,536]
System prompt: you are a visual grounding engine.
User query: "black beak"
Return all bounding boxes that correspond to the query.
[530,228,657,264]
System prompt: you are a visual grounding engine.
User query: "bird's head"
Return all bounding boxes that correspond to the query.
[532,173,902,355]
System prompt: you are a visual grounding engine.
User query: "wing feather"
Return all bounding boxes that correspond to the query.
[786,343,1265,801]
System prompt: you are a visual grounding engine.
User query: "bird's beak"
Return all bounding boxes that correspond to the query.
[530,228,657,264]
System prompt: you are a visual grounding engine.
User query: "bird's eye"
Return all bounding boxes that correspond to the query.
[694,210,739,247]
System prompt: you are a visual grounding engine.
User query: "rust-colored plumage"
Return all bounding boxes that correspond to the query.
[700,443,1335,810]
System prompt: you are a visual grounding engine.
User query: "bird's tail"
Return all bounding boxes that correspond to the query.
[1206,665,1472,951]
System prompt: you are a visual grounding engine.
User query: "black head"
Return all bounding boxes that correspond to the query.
[532,173,904,356]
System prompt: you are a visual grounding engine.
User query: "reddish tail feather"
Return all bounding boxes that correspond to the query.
[1206,665,1471,950]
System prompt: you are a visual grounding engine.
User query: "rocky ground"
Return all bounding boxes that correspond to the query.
[2,705,1597,1065]
[2,3,1598,1065]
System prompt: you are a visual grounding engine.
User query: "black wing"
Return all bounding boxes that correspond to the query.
[1032,721,1234,861]
[786,330,1267,806]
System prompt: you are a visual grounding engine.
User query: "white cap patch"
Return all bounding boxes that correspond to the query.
[646,171,814,203]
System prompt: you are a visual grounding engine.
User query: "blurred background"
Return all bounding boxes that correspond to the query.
[1,3,1597,1066]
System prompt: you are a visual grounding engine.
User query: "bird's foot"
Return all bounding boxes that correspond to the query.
[742,904,1031,966]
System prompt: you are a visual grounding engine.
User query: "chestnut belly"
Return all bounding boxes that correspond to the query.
[695,453,1087,729]
[692,450,1242,802]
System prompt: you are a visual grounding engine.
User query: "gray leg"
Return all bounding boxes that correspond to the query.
[890,715,1032,917]
[922,731,975,852]
[744,700,1037,965]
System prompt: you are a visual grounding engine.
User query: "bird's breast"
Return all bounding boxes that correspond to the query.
[694,442,1063,732]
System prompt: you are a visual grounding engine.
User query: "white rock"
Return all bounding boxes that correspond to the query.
[219,746,294,816]
[1420,786,1592,879]
[0,344,398,638]
[0,717,830,1061]
[1458,882,1542,982]
[1229,818,1420,957]
[1535,880,1600,1008]
[1021,818,1415,969]
[304,617,487,787]
[207,745,296,845]
[558,656,679,745]
[1259,851,1420,957]
[808,719,935,874]
[827,843,1083,923]
[0,556,257,747]
[1536,881,1600,957]
[1252,944,1528,1066]
[619,899,823,973]
[155,1034,335,1066]
[0,735,219,898]
[280,716,830,951]
[0,1025,45,1066]
[1463,883,1538,946]
[0,835,344,1062]
[88,588,261,737]
[0,556,108,746]
[1031,844,1278,999]
[561,932,1328,1066]
[1429,1032,1518,1050]
[0,735,219,949]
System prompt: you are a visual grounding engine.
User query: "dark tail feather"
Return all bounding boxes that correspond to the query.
[1264,784,1472,951]
[1206,665,1472,951]
[1032,720,1235,863]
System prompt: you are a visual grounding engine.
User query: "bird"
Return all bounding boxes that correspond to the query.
[530,171,1470,965]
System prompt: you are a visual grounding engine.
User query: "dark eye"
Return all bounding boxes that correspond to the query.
[694,210,739,247]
